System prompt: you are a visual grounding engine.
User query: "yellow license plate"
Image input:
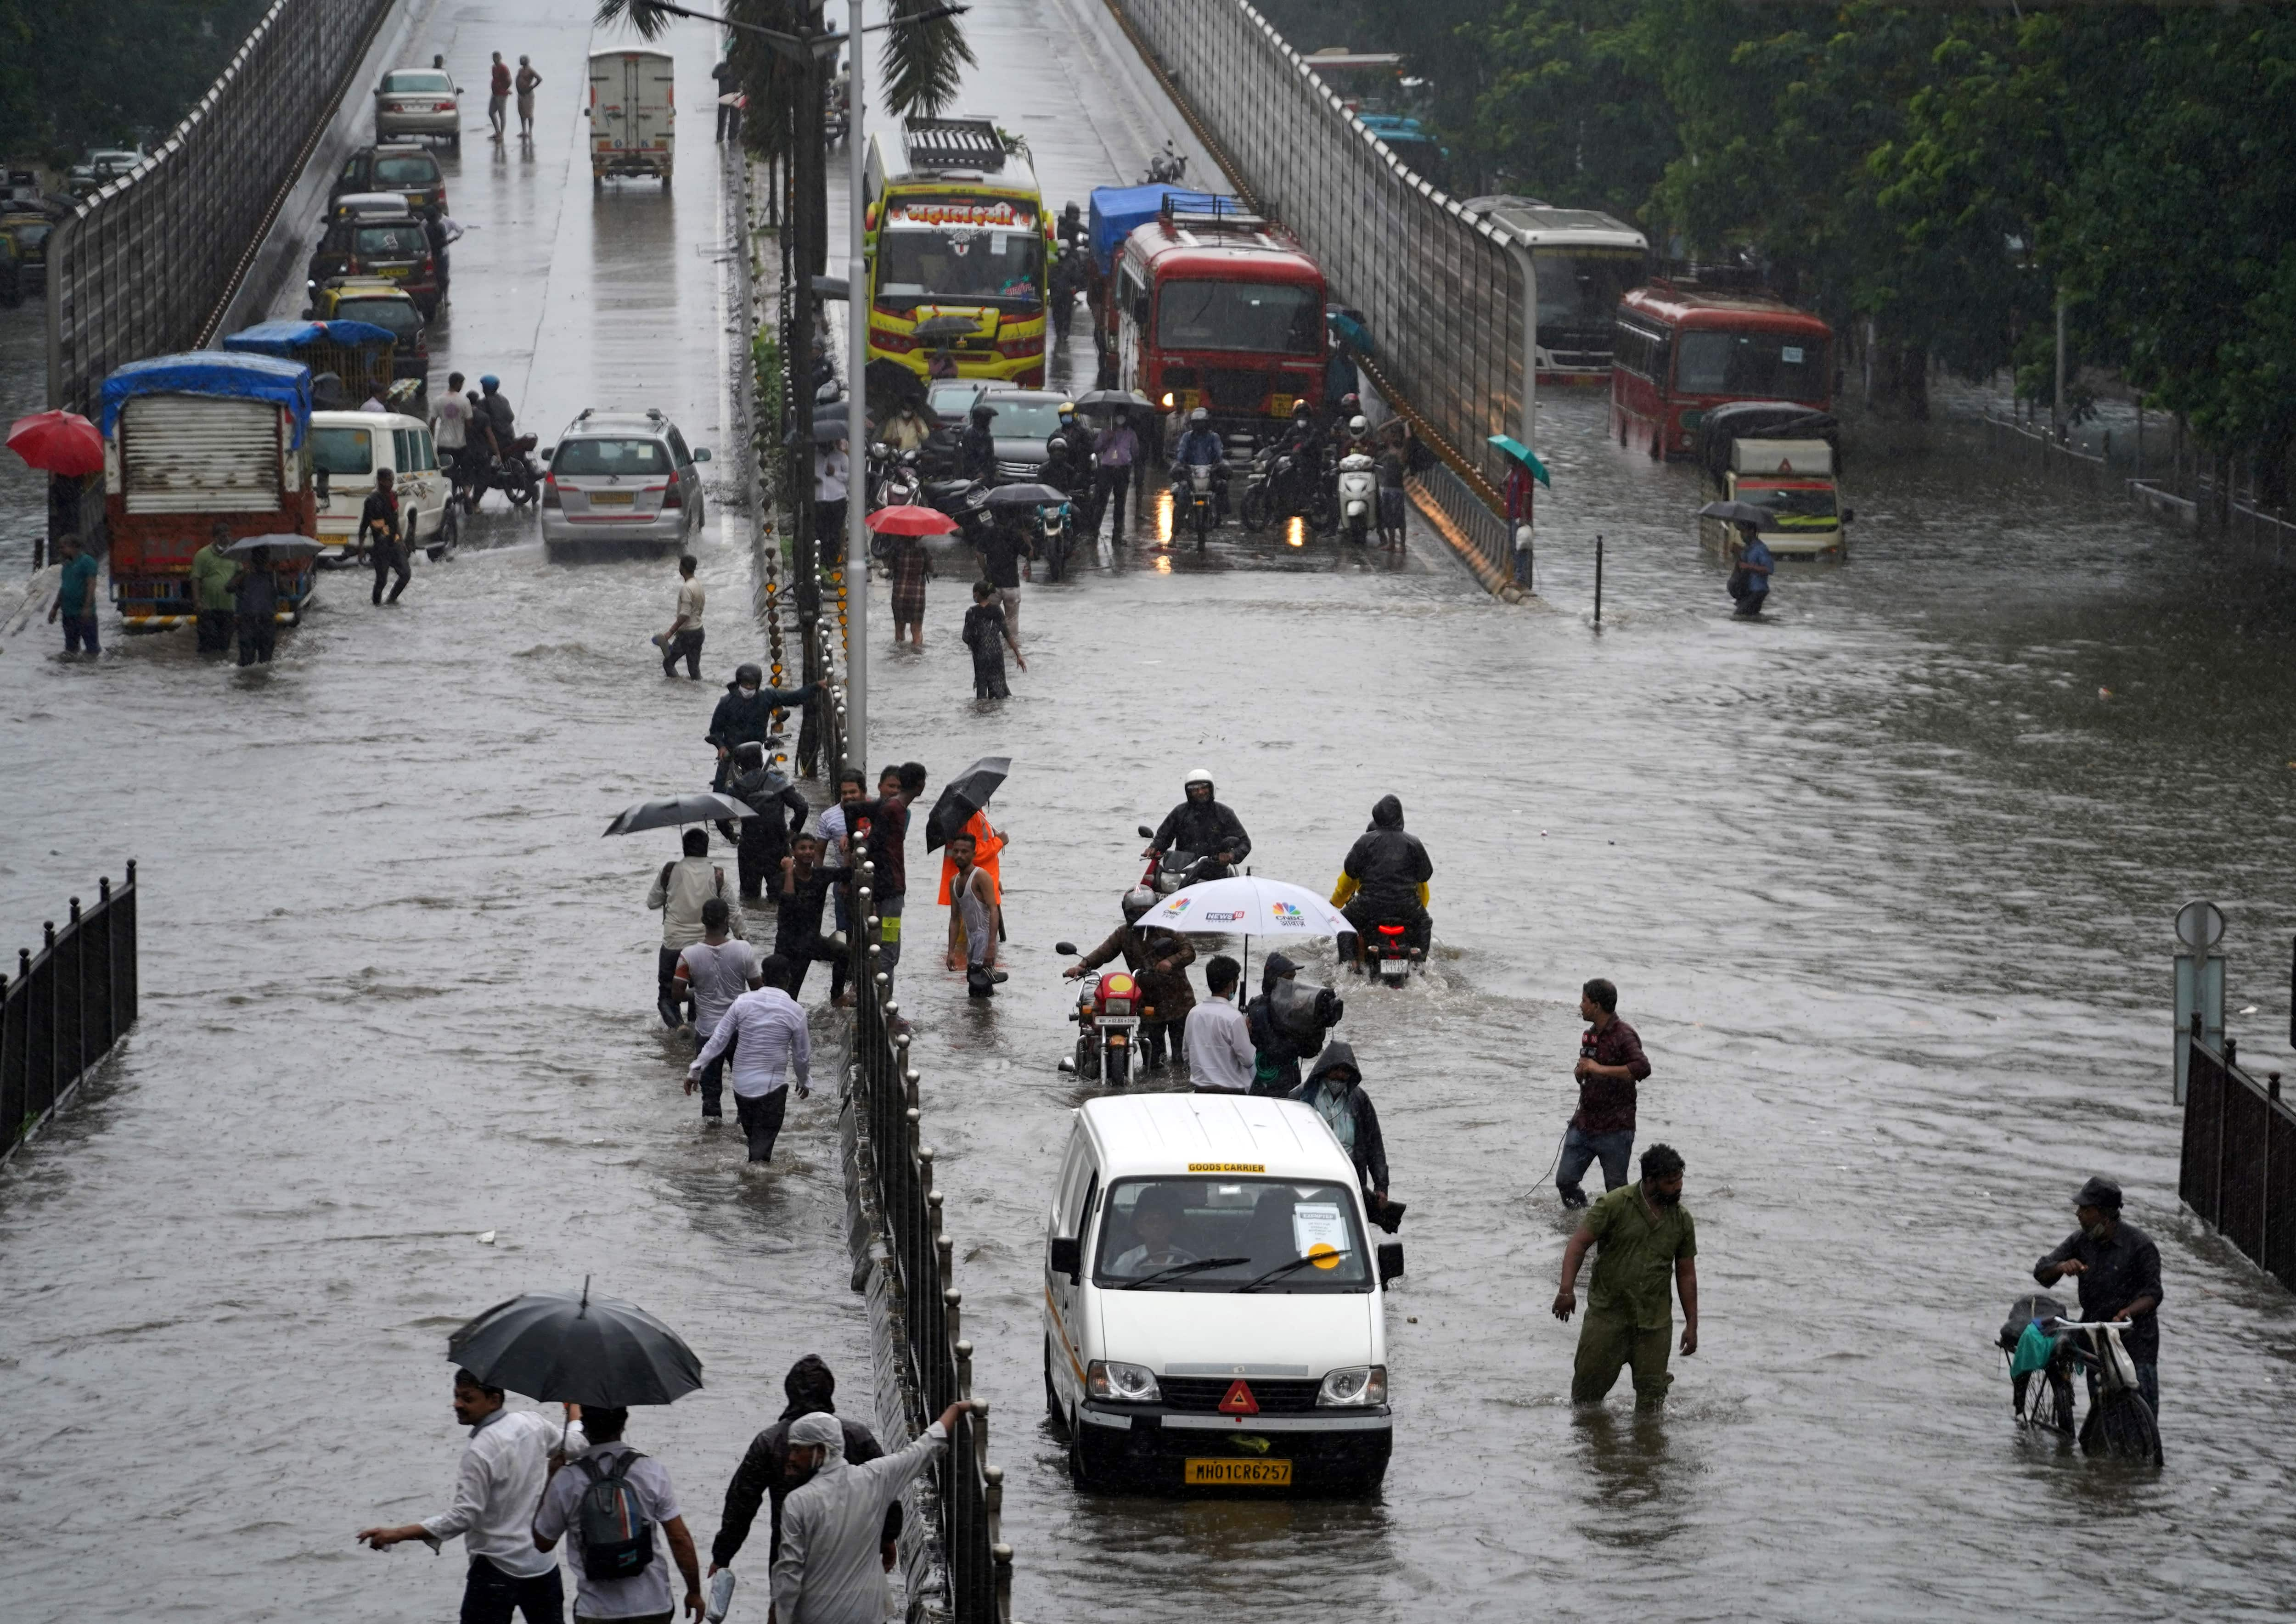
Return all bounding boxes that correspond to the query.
[1185,1458,1291,1486]
[1268,394,1297,417]
[378,266,408,280]
[589,491,635,506]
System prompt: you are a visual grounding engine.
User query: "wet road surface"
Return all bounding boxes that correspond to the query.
[8,0,2296,1619]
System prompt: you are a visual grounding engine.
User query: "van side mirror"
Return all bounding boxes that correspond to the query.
[1049,1236,1081,1281]
[1377,1242,1404,1287]
[1053,940,1077,956]
[1136,824,1155,840]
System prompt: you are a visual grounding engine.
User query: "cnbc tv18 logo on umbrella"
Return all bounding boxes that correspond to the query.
[1271,901,1306,927]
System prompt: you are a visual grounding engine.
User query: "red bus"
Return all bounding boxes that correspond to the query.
[1611,278,1833,459]
[1107,196,1327,448]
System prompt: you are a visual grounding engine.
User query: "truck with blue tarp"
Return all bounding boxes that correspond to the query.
[100,353,317,630]
[221,319,401,411]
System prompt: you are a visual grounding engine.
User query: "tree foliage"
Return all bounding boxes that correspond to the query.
[0,0,275,161]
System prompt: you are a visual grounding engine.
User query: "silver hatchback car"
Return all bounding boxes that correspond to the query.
[540,409,711,557]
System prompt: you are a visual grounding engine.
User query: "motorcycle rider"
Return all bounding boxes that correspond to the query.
[1064,887,1197,1070]
[707,662,818,792]
[1144,767,1250,879]
[1048,400,1097,479]
[959,402,998,483]
[1269,400,1321,514]
[473,375,517,465]
[728,740,811,903]
[1170,407,1228,519]
[1330,793,1433,965]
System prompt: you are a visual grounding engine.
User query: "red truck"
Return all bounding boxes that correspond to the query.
[99,353,317,630]
[1093,189,1328,452]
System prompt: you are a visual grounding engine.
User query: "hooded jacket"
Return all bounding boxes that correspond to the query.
[708,677,818,753]
[1244,952,1308,1095]
[1150,787,1251,864]
[711,1354,898,1570]
[732,762,810,858]
[1340,795,1431,911]
[1292,1040,1387,1195]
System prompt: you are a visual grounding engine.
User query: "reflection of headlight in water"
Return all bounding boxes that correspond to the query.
[1154,555,1172,574]
[1285,516,1305,548]
[1155,490,1173,546]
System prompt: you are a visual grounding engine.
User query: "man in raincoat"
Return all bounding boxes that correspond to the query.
[727,740,810,902]
[707,663,816,792]
[711,1355,898,1583]
[1330,793,1433,963]
[1144,768,1250,877]
[1291,1040,1396,1228]
[771,1401,967,1624]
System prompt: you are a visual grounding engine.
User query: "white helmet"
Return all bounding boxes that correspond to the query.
[1183,766,1214,791]
[1348,415,1368,436]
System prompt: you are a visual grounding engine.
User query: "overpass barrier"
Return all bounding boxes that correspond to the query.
[46,0,401,415]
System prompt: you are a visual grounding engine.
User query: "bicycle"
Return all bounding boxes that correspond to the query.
[1997,1292,2161,1464]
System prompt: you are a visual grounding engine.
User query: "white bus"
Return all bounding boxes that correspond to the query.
[1465,196,1650,384]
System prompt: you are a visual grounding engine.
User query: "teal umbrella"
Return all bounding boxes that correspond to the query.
[1328,307,1375,357]
[1488,435,1551,488]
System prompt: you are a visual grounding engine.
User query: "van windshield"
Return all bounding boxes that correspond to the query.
[311,427,374,475]
[1094,1178,1371,1291]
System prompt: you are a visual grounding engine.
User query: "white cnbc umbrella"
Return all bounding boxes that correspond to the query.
[1133,877,1352,983]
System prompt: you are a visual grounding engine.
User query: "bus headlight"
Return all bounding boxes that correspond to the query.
[1316,1365,1387,1406]
[1087,1360,1161,1403]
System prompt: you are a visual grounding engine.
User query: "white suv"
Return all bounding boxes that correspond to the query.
[540,409,711,558]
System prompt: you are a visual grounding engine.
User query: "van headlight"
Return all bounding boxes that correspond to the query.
[1086,1360,1161,1403]
[1317,1365,1387,1407]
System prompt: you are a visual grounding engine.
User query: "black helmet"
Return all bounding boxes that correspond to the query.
[734,662,762,688]
[733,740,765,768]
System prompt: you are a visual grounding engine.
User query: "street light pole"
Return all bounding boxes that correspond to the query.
[844,0,869,772]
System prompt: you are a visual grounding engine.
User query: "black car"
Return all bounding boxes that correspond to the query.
[329,145,447,214]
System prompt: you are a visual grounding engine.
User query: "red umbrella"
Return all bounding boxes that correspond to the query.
[865,504,959,536]
[7,411,104,477]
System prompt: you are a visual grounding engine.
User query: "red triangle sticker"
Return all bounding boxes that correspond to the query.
[1218,1378,1260,1416]
[1778,458,1794,473]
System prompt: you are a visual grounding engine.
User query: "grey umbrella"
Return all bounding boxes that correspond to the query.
[1698,500,1778,527]
[447,1279,703,1407]
[224,534,323,558]
[984,482,1069,507]
[602,792,755,837]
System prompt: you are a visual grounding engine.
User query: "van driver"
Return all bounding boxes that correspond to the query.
[1111,1188,1197,1276]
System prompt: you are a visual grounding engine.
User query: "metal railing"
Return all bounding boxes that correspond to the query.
[1107,0,1525,503]
[3,862,141,1163]
[839,858,1011,1623]
[45,0,400,414]
[2179,1018,2296,1295]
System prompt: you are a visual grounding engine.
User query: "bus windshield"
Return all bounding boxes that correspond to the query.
[876,220,1042,308]
[1675,330,1828,402]
[1093,1177,1372,1292]
[1154,279,1322,355]
[1534,249,1646,339]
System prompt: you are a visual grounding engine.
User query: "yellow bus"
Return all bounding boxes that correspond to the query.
[864,116,1050,386]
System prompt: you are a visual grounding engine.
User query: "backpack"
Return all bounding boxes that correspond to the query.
[574,1449,656,1582]
[1726,566,1750,601]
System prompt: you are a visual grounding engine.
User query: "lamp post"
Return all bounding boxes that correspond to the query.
[845,0,869,772]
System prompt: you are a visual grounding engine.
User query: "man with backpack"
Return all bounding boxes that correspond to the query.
[532,1405,705,1622]
[647,828,744,1029]
[356,1368,583,1624]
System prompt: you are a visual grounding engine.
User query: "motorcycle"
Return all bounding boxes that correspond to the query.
[1134,823,1224,896]
[1142,140,1187,185]
[1035,500,1075,581]
[1176,460,1219,549]
[1052,955,1145,1086]
[1366,922,1423,987]
[463,434,540,513]
[922,477,995,548]
[1336,451,1378,545]
[1238,444,1337,535]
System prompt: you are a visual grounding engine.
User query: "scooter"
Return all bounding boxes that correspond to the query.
[1052,956,1144,1086]
[1036,500,1075,582]
[1367,922,1423,987]
[1337,451,1378,545]
[1142,140,1187,185]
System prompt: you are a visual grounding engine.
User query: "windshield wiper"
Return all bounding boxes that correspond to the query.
[1118,1256,1250,1290]
[1232,1254,1334,1293]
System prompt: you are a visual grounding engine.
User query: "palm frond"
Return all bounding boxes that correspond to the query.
[594,0,675,39]
[880,0,975,120]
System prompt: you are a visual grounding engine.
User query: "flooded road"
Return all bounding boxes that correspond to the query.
[7,0,2296,1619]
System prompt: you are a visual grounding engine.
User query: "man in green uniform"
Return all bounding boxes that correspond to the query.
[190,524,238,653]
[1553,1142,1698,1407]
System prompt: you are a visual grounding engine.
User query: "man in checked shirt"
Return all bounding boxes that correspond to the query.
[1556,977,1653,1209]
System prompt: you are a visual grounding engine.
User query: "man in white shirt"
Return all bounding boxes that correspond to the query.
[432,371,471,478]
[1184,954,1255,1094]
[676,896,764,1121]
[816,768,865,1007]
[690,982,810,1163]
[647,830,743,1029]
[771,1404,966,1624]
[532,1405,704,1624]
[814,438,849,556]
[357,1369,585,1623]
[660,553,706,680]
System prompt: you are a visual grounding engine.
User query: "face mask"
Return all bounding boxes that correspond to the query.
[2085,1219,2112,1242]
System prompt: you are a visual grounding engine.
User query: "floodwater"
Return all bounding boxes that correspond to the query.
[7,0,2296,1619]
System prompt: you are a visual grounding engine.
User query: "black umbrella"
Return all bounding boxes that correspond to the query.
[865,358,925,407]
[912,314,979,340]
[602,792,755,836]
[810,417,852,444]
[1073,388,1154,413]
[1698,500,1777,527]
[447,1280,703,1407]
[984,483,1069,508]
[224,533,323,558]
[926,754,1011,851]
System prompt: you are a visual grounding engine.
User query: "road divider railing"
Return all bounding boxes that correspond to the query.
[839,857,1013,1624]
[45,0,400,414]
[2180,1017,2296,1296]
[3,862,140,1164]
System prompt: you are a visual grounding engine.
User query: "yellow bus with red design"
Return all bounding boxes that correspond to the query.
[863,116,1051,386]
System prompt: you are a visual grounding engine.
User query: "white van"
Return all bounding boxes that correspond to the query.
[587,49,675,187]
[309,410,453,564]
[1043,1093,1401,1495]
